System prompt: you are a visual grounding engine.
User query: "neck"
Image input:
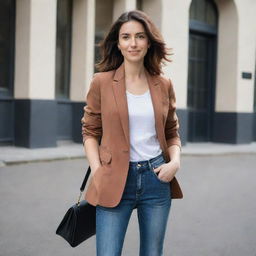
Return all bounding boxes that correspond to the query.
[123,60,146,81]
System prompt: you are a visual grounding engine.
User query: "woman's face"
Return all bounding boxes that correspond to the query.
[118,20,150,63]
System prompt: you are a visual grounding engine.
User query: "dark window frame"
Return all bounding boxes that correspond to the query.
[55,0,73,100]
[136,0,143,10]
[187,0,218,142]
[0,0,15,99]
[190,0,218,27]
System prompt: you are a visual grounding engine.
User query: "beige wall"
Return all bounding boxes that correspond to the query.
[70,0,95,101]
[14,0,30,98]
[13,0,256,113]
[113,0,136,21]
[140,0,161,30]
[235,0,256,112]
[160,0,191,109]
[96,0,113,37]
[157,0,256,112]
[215,0,256,112]
[15,0,57,99]
[215,0,239,112]
[140,0,190,109]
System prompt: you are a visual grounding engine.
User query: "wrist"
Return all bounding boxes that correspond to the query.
[168,158,180,170]
[91,163,101,172]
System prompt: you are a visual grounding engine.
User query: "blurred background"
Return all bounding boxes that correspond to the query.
[0,1,256,256]
[0,0,255,149]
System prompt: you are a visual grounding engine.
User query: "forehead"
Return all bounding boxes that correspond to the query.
[119,20,145,34]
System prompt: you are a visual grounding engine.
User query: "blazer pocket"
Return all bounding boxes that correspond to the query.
[99,148,112,165]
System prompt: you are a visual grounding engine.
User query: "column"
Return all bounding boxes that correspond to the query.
[213,0,256,143]
[70,0,96,142]
[14,0,57,148]
[160,0,191,144]
[113,0,137,21]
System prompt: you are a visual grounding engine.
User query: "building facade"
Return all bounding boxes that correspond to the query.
[0,0,256,148]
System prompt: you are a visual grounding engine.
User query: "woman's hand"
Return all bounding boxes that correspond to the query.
[153,159,180,183]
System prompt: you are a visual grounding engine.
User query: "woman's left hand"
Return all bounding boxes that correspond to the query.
[153,159,180,183]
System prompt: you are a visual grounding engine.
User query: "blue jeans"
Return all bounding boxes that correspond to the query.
[96,153,172,256]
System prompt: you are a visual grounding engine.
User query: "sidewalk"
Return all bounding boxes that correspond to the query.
[1,141,256,166]
[1,147,255,255]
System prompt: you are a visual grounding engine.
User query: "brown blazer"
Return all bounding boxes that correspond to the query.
[81,62,183,207]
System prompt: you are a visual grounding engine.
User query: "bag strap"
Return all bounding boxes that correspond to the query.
[77,166,91,204]
[80,166,91,192]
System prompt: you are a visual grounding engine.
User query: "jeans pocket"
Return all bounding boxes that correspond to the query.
[151,158,169,184]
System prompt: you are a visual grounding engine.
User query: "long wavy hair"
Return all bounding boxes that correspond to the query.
[95,10,172,76]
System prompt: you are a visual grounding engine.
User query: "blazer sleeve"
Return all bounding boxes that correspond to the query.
[165,78,182,150]
[81,74,102,145]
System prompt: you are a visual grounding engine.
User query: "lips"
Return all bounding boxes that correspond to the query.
[129,51,140,54]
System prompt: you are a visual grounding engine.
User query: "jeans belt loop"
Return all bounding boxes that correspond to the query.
[148,159,153,170]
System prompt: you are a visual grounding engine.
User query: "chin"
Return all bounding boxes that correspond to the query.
[125,56,145,63]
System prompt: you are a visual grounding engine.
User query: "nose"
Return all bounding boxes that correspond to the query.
[131,37,137,47]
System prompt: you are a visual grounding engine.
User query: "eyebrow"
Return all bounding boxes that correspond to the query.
[120,32,146,35]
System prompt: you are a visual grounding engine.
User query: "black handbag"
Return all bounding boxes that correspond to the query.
[56,166,96,247]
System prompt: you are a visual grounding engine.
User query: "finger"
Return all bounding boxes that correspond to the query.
[153,167,157,173]
[153,167,160,174]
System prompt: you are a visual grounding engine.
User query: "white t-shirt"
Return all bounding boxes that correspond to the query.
[126,89,162,161]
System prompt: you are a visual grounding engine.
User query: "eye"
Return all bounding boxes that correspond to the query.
[136,33,146,39]
[122,35,129,39]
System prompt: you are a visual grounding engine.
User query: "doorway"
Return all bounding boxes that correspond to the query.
[187,0,218,142]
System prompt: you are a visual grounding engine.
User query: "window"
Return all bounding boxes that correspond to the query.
[137,0,143,10]
[55,0,72,99]
[94,0,113,72]
[187,35,209,110]
[190,0,217,26]
[0,0,15,97]
[187,0,218,141]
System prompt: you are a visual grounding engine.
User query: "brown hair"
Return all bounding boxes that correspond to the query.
[95,10,171,76]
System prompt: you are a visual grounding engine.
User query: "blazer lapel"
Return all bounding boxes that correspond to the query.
[112,63,130,147]
[112,63,165,150]
[146,70,166,150]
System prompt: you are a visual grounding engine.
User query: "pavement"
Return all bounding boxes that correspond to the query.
[0,148,255,255]
[1,141,256,166]
[1,141,256,256]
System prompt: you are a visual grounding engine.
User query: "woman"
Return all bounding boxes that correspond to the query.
[81,10,183,256]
